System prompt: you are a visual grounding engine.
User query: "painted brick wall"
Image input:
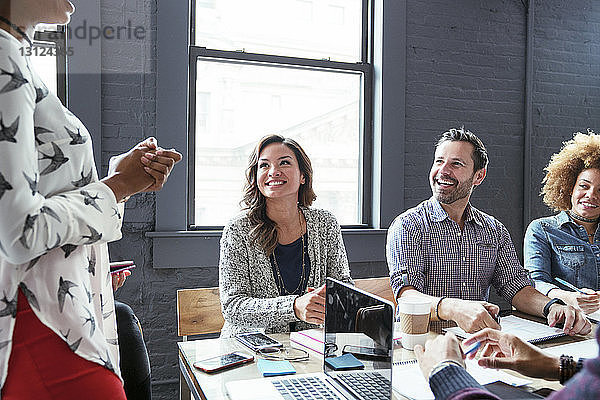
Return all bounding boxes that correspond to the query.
[405,0,527,250]
[530,0,600,219]
[97,0,600,398]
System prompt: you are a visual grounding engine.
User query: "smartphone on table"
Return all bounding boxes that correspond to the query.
[193,351,254,373]
[109,261,136,275]
[235,332,283,353]
[342,344,390,360]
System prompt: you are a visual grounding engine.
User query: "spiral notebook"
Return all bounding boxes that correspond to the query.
[392,358,532,400]
[444,315,566,344]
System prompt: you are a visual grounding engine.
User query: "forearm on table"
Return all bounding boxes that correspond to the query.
[222,293,298,325]
[512,286,549,317]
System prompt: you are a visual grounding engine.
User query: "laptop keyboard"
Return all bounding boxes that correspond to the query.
[272,376,342,400]
[271,372,389,400]
[335,371,390,400]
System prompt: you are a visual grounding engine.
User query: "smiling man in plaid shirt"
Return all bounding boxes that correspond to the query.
[387,127,591,336]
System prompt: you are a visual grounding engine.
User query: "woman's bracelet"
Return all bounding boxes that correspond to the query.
[435,297,447,321]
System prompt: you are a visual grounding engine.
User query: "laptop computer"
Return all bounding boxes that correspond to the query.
[226,277,395,400]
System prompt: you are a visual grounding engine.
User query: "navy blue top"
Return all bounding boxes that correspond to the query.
[270,233,311,296]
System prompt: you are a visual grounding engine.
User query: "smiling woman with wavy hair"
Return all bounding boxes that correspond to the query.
[525,130,600,315]
[218,134,352,337]
[242,134,316,255]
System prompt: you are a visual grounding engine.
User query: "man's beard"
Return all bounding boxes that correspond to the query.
[432,175,474,204]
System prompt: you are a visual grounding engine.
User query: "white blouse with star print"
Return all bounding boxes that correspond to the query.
[0,30,125,388]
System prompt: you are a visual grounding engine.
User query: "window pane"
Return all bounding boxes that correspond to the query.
[193,59,362,226]
[30,43,57,95]
[195,0,363,62]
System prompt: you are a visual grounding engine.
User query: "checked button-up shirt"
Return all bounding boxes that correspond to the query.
[387,197,532,304]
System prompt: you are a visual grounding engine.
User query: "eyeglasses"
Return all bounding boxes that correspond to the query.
[324,342,338,357]
[257,346,310,362]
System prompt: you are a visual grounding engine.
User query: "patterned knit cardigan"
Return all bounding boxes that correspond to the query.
[218,207,352,337]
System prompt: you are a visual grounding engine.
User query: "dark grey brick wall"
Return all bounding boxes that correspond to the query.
[96,0,600,398]
[405,0,527,250]
[530,0,600,219]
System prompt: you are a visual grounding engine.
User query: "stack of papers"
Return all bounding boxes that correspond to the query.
[542,339,599,359]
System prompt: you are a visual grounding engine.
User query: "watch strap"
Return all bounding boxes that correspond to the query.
[543,298,566,317]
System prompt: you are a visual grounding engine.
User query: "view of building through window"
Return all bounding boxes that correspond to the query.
[31,25,63,97]
[192,0,366,226]
[195,0,361,62]
[30,47,58,95]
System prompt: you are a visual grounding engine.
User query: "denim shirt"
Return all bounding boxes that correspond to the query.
[524,211,600,295]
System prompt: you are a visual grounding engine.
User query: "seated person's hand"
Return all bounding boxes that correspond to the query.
[547,303,592,336]
[463,328,560,380]
[112,270,131,291]
[566,288,600,314]
[414,332,464,380]
[293,285,326,324]
[440,298,501,333]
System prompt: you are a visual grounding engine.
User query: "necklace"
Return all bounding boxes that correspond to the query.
[567,210,600,224]
[271,234,306,295]
[0,16,32,47]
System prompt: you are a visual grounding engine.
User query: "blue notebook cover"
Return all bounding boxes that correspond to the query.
[324,353,365,371]
[256,359,296,377]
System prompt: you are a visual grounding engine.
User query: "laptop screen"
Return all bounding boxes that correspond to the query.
[324,278,394,396]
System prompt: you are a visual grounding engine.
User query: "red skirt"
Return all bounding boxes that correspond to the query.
[2,289,126,399]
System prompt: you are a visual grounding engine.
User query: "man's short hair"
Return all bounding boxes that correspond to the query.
[436,127,489,171]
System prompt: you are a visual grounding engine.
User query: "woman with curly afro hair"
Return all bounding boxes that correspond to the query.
[524,130,600,315]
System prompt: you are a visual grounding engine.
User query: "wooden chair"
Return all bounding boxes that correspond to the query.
[176,287,224,341]
[177,287,225,400]
[354,276,396,306]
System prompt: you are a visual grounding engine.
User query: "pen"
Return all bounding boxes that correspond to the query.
[464,341,481,356]
[554,277,586,294]
[492,312,501,326]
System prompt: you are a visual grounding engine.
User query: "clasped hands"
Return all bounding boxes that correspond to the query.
[103,137,182,202]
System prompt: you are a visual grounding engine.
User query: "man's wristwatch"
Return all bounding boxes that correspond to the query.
[543,298,566,317]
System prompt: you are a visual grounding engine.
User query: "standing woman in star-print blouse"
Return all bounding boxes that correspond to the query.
[0,1,182,399]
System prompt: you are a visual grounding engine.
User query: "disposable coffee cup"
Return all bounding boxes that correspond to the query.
[396,297,430,350]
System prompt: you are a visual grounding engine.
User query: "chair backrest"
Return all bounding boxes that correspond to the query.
[354,276,396,307]
[177,287,224,340]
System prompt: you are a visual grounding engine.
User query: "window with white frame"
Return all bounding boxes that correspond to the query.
[190,0,371,227]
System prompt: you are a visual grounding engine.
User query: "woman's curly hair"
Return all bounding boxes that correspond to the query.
[542,130,600,211]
